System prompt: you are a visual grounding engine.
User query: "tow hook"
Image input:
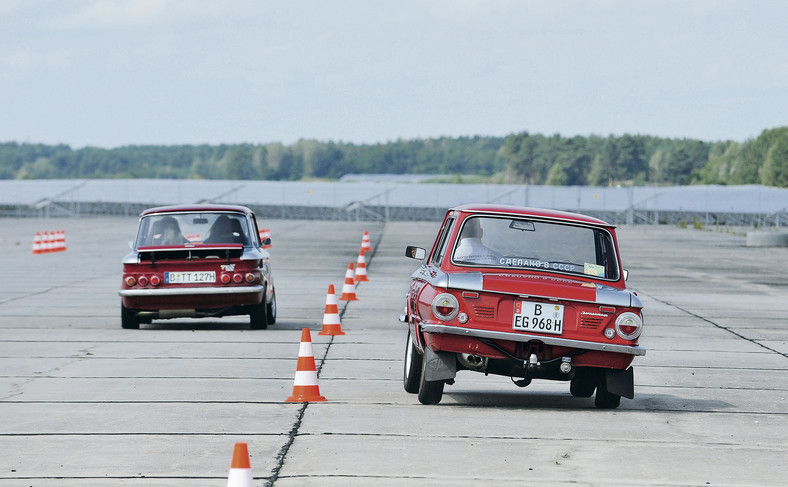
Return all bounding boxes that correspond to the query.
[560,356,572,374]
[526,353,539,371]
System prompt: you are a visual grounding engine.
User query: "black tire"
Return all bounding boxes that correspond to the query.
[249,298,268,330]
[417,350,445,405]
[570,367,598,398]
[594,372,622,409]
[121,305,140,330]
[266,289,277,325]
[403,329,423,393]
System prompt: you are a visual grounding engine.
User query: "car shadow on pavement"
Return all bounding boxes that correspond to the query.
[139,319,252,331]
[442,390,734,411]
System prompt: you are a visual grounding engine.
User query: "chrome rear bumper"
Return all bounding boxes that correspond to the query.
[119,285,264,297]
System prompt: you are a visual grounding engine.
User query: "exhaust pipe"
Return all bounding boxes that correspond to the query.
[458,353,488,371]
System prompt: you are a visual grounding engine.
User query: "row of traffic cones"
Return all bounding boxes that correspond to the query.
[31,230,67,254]
[289,229,374,396]
[225,231,374,485]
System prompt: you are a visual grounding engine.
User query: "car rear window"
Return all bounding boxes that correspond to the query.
[136,212,252,247]
[451,216,620,280]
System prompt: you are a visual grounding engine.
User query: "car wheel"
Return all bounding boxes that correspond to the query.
[121,305,140,330]
[403,329,423,393]
[570,367,598,398]
[417,350,445,405]
[594,372,622,409]
[249,297,268,330]
[266,289,277,325]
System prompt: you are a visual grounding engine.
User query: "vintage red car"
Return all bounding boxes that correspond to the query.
[119,204,276,329]
[401,204,645,408]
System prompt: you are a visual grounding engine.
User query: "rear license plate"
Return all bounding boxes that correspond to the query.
[513,301,564,335]
[164,271,216,284]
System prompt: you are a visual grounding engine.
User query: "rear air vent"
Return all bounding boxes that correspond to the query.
[473,305,495,320]
[580,312,606,329]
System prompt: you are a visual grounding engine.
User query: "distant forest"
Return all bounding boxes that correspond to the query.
[1,126,787,187]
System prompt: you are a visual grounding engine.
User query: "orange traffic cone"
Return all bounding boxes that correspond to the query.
[360,230,372,253]
[31,232,44,254]
[286,328,326,402]
[319,284,345,336]
[355,248,369,282]
[226,442,253,487]
[41,231,51,253]
[53,230,66,252]
[338,263,358,301]
[258,228,272,249]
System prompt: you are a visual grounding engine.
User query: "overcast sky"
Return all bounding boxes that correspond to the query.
[1,0,786,149]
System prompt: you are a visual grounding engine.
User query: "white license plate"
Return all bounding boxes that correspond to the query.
[164,271,216,284]
[513,301,564,335]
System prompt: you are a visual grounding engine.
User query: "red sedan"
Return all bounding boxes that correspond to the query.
[401,204,645,408]
[119,205,276,329]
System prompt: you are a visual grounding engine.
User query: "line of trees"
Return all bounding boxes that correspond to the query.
[1,127,786,187]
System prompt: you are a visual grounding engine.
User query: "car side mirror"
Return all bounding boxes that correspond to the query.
[623,269,629,281]
[261,237,271,247]
[405,246,426,260]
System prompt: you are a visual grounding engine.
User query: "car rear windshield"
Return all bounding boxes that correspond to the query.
[136,212,252,248]
[451,216,620,280]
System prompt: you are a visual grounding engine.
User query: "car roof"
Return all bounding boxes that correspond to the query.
[451,204,613,227]
[140,204,253,216]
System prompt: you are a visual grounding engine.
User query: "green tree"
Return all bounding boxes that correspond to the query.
[761,132,788,187]
[545,162,567,185]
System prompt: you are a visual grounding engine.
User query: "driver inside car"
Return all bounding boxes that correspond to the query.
[453,218,502,265]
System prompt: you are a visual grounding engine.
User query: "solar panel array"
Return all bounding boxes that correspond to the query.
[1,179,786,225]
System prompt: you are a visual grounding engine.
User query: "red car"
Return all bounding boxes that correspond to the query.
[401,204,645,408]
[119,205,276,329]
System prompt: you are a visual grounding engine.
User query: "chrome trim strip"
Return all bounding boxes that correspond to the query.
[119,285,264,297]
[421,323,646,356]
[412,269,638,308]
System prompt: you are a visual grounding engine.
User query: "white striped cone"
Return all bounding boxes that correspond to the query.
[226,442,253,487]
[54,230,66,252]
[338,262,358,301]
[355,248,369,282]
[286,328,326,402]
[319,284,345,335]
[43,231,52,252]
[31,232,43,254]
[360,230,372,253]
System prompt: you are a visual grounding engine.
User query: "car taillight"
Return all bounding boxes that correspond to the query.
[432,293,459,321]
[220,273,231,284]
[149,275,161,286]
[137,275,148,286]
[615,312,643,340]
[125,276,136,287]
[232,273,243,284]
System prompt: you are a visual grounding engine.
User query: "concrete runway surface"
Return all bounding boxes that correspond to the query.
[0,217,786,486]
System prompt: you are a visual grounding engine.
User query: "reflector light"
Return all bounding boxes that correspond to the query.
[615,312,643,340]
[125,276,136,287]
[232,273,243,283]
[432,293,459,321]
[137,276,148,286]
